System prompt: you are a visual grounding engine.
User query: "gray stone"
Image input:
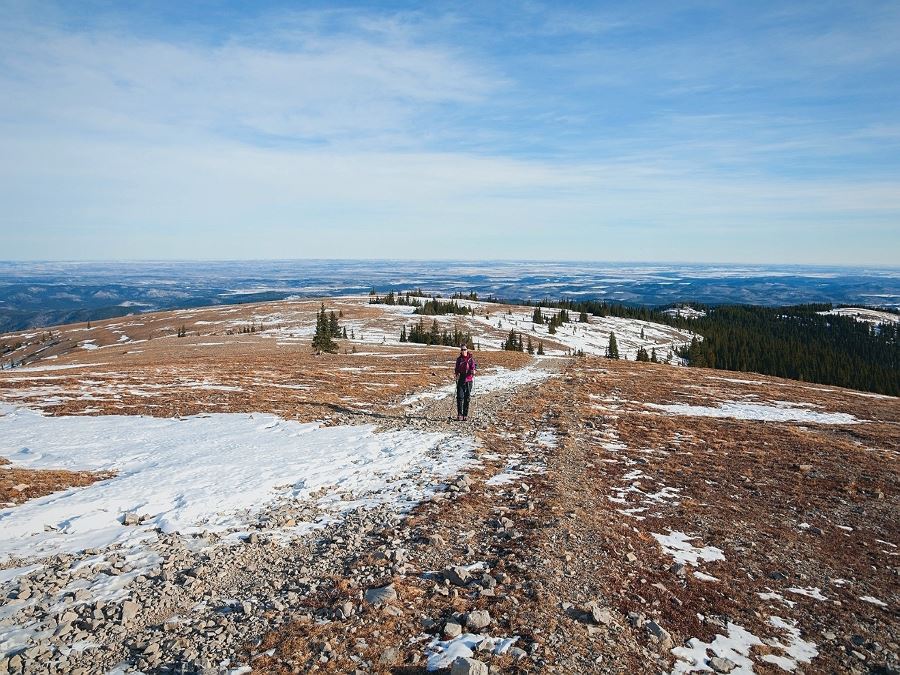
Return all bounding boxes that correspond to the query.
[120,600,140,623]
[450,657,489,675]
[645,620,674,649]
[465,609,491,631]
[364,584,397,606]
[709,656,736,673]
[444,621,463,638]
[590,605,613,625]
[378,647,400,665]
[508,647,527,660]
[445,566,472,587]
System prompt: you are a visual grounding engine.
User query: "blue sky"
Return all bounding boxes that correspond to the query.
[1,0,899,263]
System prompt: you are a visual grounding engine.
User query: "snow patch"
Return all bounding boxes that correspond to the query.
[646,401,860,425]
[671,622,762,674]
[786,587,827,601]
[859,595,887,608]
[425,632,518,670]
[652,530,725,567]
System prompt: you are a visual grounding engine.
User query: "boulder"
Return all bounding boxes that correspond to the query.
[465,610,491,631]
[364,584,397,606]
[709,656,736,673]
[450,657,489,675]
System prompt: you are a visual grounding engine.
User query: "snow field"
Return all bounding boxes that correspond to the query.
[0,405,475,563]
[818,307,899,326]
[454,300,694,360]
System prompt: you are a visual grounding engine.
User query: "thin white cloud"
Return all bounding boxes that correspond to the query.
[0,3,897,264]
[0,10,499,145]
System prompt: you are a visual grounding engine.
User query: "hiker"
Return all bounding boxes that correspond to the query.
[454,344,476,421]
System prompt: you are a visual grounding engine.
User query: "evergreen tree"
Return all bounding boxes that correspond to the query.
[607,332,620,359]
[636,346,650,362]
[640,327,645,339]
[504,329,517,351]
[532,307,543,324]
[579,310,589,323]
[651,347,658,363]
[399,325,407,342]
[527,336,534,354]
[537,341,545,355]
[312,304,337,353]
[429,320,440,345]
[329,311,340,336]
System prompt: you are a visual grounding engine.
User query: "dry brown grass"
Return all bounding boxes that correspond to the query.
[0,464,115,506]
[0,303,531,423]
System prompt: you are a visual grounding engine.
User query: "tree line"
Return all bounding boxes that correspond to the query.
[401,318,475,349]
[495,297,898,395]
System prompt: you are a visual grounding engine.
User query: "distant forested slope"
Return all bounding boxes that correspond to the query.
[501,298,899,396]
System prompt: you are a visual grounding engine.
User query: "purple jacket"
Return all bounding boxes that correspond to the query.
[455,353,476,382]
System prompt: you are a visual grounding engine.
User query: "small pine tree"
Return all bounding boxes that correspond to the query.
[429,320,440,345]
[537,341,545,355]
[312,304,337,353]
[640,327,645,339]
[579,310,589,323]
[608,332,620,359]
[651,347,658,363]
[329,311,340,336]
[504,329,517,351]
[527,336,534,354]
[636,346,650,362]
[342,326,348,339]
[399,325,407,342]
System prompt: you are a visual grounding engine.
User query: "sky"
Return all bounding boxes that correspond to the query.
[1,0,899,264]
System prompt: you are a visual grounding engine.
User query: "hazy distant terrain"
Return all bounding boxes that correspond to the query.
[0,260,897,332]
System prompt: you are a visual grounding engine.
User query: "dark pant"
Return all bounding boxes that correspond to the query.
[456,379,472,417]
